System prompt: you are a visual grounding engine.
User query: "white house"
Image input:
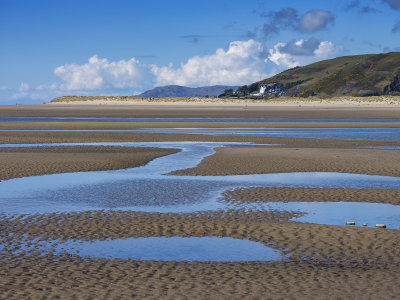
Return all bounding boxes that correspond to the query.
[251,83,283,96]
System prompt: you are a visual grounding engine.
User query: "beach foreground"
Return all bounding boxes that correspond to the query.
[1,103,400,299]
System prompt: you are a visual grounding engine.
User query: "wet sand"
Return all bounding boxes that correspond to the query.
[1,105,400,298]
[2,121,400,130]
[3,103,400,118]
[2,131,400,149]
[172,146,400,177]
[0,146,178,181]
[1,211,400,299]
[223,187,400,205]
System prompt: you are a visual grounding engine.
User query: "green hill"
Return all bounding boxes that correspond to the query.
[238,52,400,97]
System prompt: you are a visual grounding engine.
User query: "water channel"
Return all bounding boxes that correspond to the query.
[1,142,400,229]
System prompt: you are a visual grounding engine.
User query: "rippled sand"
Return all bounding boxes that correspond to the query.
[1,210,400,299]
[172,145,400,177]
[1,105,400,299]
[0,146,178,181]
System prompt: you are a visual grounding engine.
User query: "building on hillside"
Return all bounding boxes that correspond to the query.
[251,83,283,97]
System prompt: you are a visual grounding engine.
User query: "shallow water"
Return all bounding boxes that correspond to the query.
[2,127,400,141]
[245,201,400,229]
[52,237,284,261]
[1,142,400,228]
[132,127,400,141]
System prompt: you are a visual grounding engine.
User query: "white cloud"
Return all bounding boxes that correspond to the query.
[268,40,342,69]
[54,55,155,90]
[19,82,30,91]
[53,40,273,90]
[314,41,343,58]
[153,40,271,86]
[299,10,335,33]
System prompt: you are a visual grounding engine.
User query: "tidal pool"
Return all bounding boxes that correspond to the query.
[1,142,400,228]
[52,237,284,261]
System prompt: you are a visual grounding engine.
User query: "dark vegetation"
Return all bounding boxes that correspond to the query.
[236,52,400,98]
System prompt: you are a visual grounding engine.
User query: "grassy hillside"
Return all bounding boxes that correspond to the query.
[239,52,400,97]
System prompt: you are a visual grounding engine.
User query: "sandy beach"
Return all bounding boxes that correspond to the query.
[1,103,400,299]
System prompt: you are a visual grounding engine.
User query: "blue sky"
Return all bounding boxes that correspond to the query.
[1,0,400,104]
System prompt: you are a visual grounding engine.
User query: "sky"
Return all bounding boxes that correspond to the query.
[1,0,400,104]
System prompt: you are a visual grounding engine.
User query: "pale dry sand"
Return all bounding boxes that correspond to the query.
[0,146,178,181]
[172,145,400,177]
[49,95,400,107]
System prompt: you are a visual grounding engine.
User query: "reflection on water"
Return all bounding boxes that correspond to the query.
[243,201,400,229]
[52,237,284,261]
[133,127,400,142]
[1,142,400,228]
[2,127,400,141]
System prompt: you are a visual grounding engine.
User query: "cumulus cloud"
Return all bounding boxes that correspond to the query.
[54,55,155,90]
[268,39,343,69]
[383,0,400,10]
[259,8,335,38]
[262,8,298,38]
[53,40,272,89]
[278,38,321,56]
[299,10,335,33]
[153,40,271,86]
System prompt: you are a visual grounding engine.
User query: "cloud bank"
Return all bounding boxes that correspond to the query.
[53,40,273,91]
